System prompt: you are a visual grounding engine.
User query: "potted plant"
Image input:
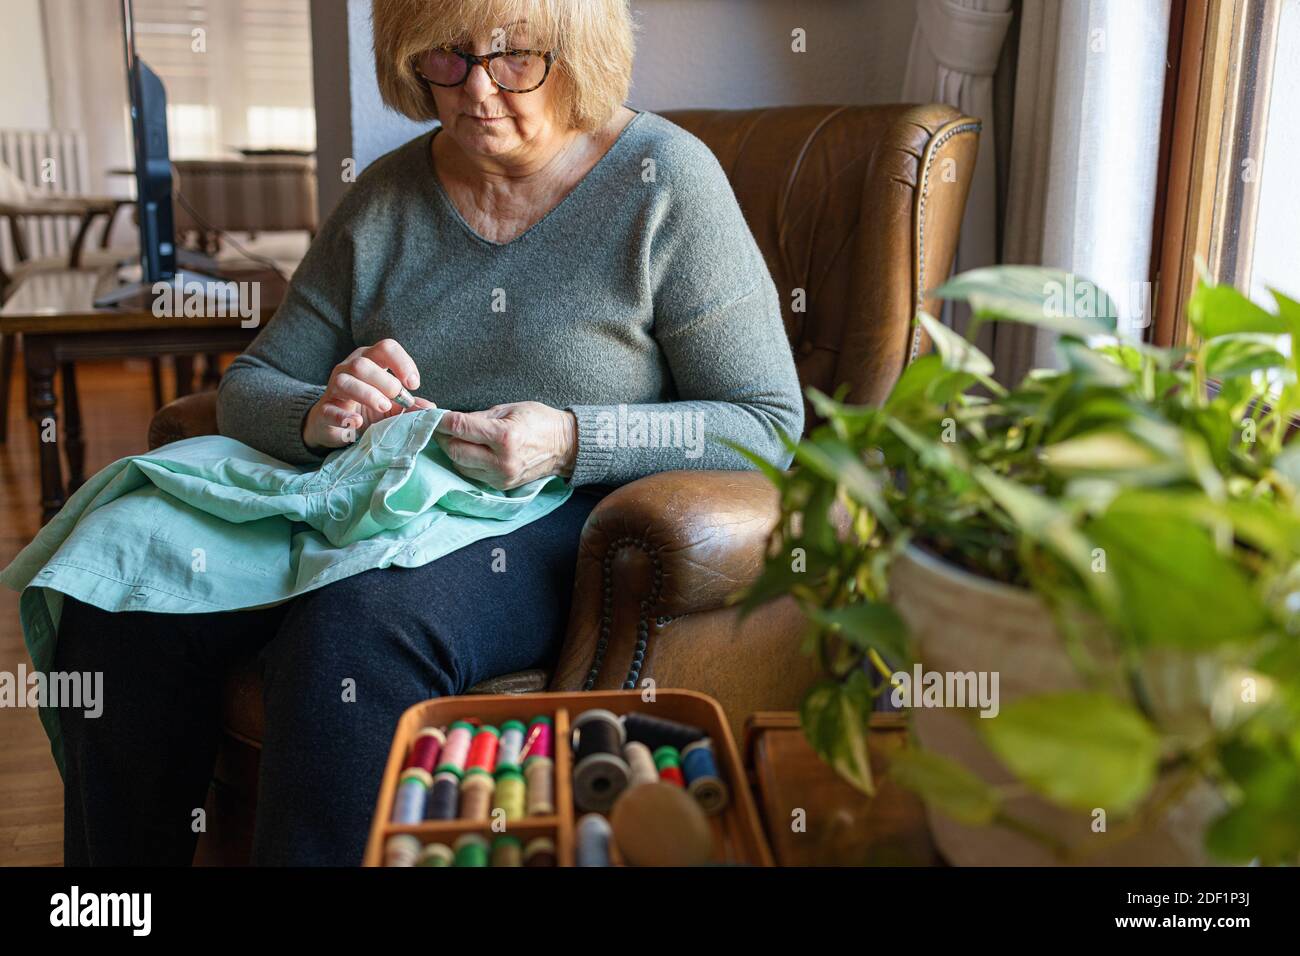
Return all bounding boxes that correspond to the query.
[737,266,1300,865]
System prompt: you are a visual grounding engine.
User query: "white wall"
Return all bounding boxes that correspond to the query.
[0,0,53,129]
[1250,0,1300,305]
[629,0,916,111]
[318,0,918,212]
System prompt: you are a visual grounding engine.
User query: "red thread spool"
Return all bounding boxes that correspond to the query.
[659,765,685,788]
[465,725,501,772]
[404,727,445,774]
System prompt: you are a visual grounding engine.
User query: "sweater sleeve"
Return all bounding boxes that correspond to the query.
[216,200,358,466]
[566,137,804,487]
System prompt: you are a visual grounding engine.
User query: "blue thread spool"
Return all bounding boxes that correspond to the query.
[498,719,526,768]
[426,770,460,820]
[576,813,613,867]
[391,768,432,823]
[681,739,729,815]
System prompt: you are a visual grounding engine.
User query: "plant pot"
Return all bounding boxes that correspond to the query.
[888,545,1224,866]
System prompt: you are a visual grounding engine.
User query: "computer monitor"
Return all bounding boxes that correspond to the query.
[96,0,219,307]
[130,57,177,283]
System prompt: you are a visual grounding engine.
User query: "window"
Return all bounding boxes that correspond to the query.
[130,0,315,157]
[1153,0,1300,347]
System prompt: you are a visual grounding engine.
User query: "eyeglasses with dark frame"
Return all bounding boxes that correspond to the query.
[415,46,556,94]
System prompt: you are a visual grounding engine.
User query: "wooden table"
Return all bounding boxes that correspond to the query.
[1,265,284,521]
[744,712,942,866]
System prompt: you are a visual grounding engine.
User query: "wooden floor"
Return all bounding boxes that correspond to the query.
[0,353,171,866]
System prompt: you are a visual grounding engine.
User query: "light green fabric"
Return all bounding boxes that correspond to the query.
[0,408,570,768]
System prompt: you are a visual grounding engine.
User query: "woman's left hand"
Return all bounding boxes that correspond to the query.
[434,402,578,489]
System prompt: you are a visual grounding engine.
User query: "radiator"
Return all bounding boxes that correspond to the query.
[0,128,93,273]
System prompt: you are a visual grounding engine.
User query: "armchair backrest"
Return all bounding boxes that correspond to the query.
[662,105,979,430]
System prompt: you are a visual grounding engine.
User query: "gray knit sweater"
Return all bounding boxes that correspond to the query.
[217,110,803,486]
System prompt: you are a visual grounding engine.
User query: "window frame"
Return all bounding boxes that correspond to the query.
[1150,0,1282,347]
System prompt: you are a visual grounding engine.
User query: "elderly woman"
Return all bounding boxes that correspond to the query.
[52,0,801,866]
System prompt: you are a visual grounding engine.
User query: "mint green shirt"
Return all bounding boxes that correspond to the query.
[0,409,570,767]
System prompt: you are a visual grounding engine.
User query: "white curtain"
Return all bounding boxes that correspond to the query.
[994,0,1171,382]
[901,0,1015,340]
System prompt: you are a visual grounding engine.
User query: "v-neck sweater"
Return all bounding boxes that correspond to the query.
[217,110,804,486]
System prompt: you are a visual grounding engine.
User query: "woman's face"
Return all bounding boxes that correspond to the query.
[422,24,563,164]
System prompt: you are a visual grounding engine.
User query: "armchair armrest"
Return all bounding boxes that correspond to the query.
[148,390,220,449]
[0,196,124,218]
[551,469,780,691]
[581,469,778,614]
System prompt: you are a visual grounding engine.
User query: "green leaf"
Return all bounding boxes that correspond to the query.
[812,602,910,666]
[1060,341,1134,387]
[917,311,994,376]
[719,437,786,486]
[1187,282,1288,338]
[804,386,879,434]
[979,692,1161,813]
[972,468,1113,609]
[887,354,964,413]
[1205,739,1300,863]
[1271,288,1300,337]
[1203,334,1288,379]
[1088,494,1269,647]
[889,748,1001,825]
[934,266,1118,337]
[791,435,895,531]
[1206,800,1300,865]
[801,674,876,795]
[1040,429,1169,475]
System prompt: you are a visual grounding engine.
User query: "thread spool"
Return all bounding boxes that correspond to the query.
[453,833,489,867]
[623,741,658,789]
[385,834,421,867]
[459,768,495,820]
[653,745,685,788]
[523,837,557,867]
[681,739,730,814]
[520,716,553,764]
[572,708,630,812]
[491,836,523,868]
[493,769,527,821]
[465,725,501,773]
[524,757,555,816]
[391,768,432,823]
[426,770,460,820]
[576,813,613,867]
[417,842,453,867]
[497,719,526,769]
[623,712,706,752]
[436,720,475,778]
[404,726,446,774]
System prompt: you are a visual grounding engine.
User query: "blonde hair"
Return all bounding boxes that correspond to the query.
[373,0,635,132]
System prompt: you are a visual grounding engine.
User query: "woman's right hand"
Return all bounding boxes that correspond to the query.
[302,339,434,451]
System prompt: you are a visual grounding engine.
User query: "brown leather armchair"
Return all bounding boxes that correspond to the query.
[149,104,979,863]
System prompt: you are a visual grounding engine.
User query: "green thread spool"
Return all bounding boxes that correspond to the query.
[453,833,489,867]
[653,745,681,770]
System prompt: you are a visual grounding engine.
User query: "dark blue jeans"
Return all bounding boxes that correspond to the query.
[53,491,599,866]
